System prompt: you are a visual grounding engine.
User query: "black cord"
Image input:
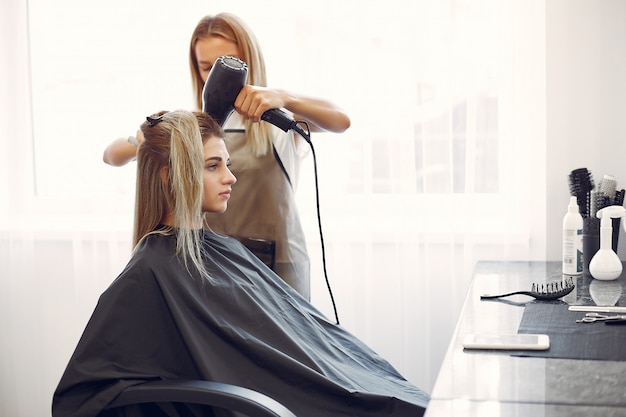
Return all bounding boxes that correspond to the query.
[294,120,340,325]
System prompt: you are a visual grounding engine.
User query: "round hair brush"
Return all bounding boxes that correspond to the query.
[568,168,595,218]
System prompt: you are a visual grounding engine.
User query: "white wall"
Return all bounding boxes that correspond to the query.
[546,0,626,261]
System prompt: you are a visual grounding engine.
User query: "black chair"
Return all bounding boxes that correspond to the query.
[105,379,297,417]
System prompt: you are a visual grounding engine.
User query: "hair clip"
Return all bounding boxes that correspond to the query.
[146,114,165,127]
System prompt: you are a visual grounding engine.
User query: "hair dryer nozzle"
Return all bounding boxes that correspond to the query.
[202,56,248,126]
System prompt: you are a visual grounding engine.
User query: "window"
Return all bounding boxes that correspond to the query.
[23,1,522,236]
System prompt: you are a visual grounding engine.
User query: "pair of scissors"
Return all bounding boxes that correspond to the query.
[576,312,626,323]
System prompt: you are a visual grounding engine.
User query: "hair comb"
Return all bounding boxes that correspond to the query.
[480,277,575,301]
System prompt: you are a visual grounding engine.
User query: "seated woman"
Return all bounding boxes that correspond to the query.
[52,110,429,417]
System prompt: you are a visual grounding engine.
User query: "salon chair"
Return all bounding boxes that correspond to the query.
[104,379,297,417]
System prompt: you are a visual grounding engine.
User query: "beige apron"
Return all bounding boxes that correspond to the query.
[204,122,311,299]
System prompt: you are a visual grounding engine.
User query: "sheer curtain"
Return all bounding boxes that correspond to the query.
[0,0,546,415]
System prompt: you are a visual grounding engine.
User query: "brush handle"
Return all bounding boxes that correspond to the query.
[480,291,534,299]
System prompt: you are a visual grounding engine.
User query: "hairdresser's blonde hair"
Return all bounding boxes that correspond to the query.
[189,12,273,156]
[134,110,224,280]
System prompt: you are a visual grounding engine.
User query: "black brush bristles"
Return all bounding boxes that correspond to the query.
[569,168,595,218]
[614,189,625,206]
[530,277,575,299]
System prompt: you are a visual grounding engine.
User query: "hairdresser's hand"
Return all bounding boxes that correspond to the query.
[135,129,144,146]
[234,85,285,123]
[234,84,351,133]
[103,129,143,166]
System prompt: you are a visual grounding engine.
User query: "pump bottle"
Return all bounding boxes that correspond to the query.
[563,196,583,275]
[589,206,626,280]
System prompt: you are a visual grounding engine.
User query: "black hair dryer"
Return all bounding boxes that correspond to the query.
[202,56,247,126]
[202,55,298,132]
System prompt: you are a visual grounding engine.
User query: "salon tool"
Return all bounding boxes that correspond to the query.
[202,56,307,137]
[569,305,626,313]
[201,56,247,126]
[600,174,617,201]
[568,168,595,218]
[615,189,625,206]
[589,190,598,219]
[576,312,626,323]
[480,278,575,300]
[589,205,626,280]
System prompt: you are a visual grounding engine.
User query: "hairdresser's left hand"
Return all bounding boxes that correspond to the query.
[135,129,145,146]
[234,85,285,123]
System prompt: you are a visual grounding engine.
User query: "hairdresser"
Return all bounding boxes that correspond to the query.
[103,13,350,299]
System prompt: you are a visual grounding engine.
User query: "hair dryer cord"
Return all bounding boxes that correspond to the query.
[295,122,340,325]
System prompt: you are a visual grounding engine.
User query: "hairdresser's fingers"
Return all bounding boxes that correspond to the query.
[236,86,282,122]
[136,130,144,145]
[237,86,266,121]
[233,87,256,121]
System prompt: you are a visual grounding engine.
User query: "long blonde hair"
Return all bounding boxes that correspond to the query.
[189,12,273,156]
[134,110,224,280]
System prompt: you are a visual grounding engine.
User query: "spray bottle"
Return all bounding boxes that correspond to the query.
[563,196,584,275]
[589,205,626,280]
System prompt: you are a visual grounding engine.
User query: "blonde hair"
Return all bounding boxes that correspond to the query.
[134,110,224,280]
[189,12,273,156]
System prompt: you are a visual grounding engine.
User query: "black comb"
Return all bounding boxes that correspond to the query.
[480,278,575,301]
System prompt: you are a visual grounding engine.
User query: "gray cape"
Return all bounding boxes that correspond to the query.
[52,231,429,417]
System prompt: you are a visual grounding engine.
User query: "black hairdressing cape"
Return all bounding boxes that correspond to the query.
[52,232,429,417]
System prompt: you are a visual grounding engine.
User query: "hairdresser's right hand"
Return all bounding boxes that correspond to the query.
[234,85,285,123]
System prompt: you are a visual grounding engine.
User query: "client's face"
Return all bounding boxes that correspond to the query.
[202,135,236,214]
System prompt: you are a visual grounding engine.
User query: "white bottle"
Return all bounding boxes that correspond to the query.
[562,196,583,275]
[589,206,626,280]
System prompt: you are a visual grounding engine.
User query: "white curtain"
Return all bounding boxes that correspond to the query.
[0,0,546,415]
